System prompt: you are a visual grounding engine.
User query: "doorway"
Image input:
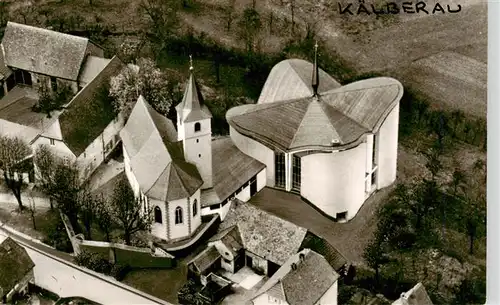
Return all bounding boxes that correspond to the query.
[246,255,253,268]
[250,178,257,196]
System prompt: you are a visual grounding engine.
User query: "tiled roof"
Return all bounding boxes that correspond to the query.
[256,59,341,104]
[120,96,203,201]
[175,71,212,123]
[227,61,403,152]
[392,283,433,305]
[1,22,95,81]
[59,56,124,156]
[0,95,59,131]
[0,237,35,297]
[209,225,243,256]
[218,199,307,265]
[0,119,40,143]
[299,232,348,271]
[78,56,112,85]
[202,137,265,207]
[188,245,221,274]
[253,249,339,305]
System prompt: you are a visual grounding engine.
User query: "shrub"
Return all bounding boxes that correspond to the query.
[75,250,113,275]
[110,264,131,281]
[42,214,73,253]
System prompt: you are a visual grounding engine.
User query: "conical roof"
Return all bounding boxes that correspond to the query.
[227,60,403,152]
[176,71,212,123]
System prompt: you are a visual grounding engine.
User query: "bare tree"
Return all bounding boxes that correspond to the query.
[0,136,32,211]
[237,7,262,54]
[95,196,113,242]
[27,183,36,230]
[140,0,180,49]
[110,176,151,245]
[34,144,57,209]
[79,186,99,240]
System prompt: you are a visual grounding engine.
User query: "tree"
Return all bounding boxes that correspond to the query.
[0,136,32,211]
[363,239,386,286]
[109,58,181,118]
[78,186,99,240]
[34,145,58,209]
[27,183,36,230]
[223,0,236,32]
[237,8,262,53]
[140,0,180,51]
[95,196,113,242]
[109,177,151,245]
[51,160,82,233]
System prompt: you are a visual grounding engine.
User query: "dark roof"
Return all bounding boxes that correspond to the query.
[218,199,307,265]
[227,61,403,152]
[253,249,339,305]
[299,232,348,271]
[120,96,203,201]
[202,137,265,207]
[393,283,433,305]
[0,237,35,297]
[188,245,221,274]
[59,56,124,156]
[175,71,212,123]
[209,225,243,256]
[1,22,97,81]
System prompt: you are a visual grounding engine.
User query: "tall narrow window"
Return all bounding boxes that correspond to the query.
[292,154,301,192]
[175,206,183,224]
[194,122,201,132]
[49,138,55,146]
[193,199,198,216]
[372,134,377,165]
[275,152,286,188]
[154,206,162,223]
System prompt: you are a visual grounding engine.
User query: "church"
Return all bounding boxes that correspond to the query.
[121,46,403,243]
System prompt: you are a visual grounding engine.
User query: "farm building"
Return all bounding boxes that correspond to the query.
[251,248,340,305]
[0,235,35,304]
[0,22,126,182]
[226,44,403,221]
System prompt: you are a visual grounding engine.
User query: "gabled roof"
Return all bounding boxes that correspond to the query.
[78,56,112,84]
[227,59,403,152]
[253,249,339,305]
[187,245,221,274]
[1,22,98,81]
[202,137,265,207]
[209,225,243,256]
[175,70,212,123]
[218,200,307,265]
[120,96,203,201]
[392,283,433,305]
[0,237,35,297]
[59,56,124,156]
[0,119,40,144]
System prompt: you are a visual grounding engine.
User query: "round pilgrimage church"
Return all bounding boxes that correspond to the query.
[226,50,403,222]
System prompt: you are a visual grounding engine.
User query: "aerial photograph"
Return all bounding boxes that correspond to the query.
[0,0,487,304]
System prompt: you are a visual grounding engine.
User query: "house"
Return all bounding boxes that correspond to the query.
[225,44,403,222]
[0,235,35,304]
[392,283,433,305]
[0,21,104,96]
[187,199,349,282]
[251,249,340,305]
[0,22,125,182]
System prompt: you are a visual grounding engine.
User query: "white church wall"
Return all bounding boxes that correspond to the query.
[376,104,399,189]
[190,189,202,234]
[183,135,212,189]
[230,126,275,186]
[123,146,141,197]
[301,143,366,220]
[167,197,190,240]
[150,199,167,240]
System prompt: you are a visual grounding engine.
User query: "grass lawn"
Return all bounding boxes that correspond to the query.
[0,201,57,241]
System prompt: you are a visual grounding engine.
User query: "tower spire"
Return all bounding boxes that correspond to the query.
[189,54,194,71]
[312,41,319,97]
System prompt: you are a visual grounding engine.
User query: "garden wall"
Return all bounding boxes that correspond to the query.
[78,240,176,269]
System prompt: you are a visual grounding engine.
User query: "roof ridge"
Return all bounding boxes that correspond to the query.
[319,101,368,139]
[289,98,331,147]
[169,161,194,197]
[232,97,309,121]
[144,162,171,197]
[287,60,314,96]
[7,21,89,43]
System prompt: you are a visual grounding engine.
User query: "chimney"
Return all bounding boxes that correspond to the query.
[299,253,305,262]
[291,263,297,271]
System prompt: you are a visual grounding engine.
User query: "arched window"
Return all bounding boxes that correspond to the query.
[193,199,198,216]
[194,122,201,132]
[154,206,162,223]
[175,206,183,224]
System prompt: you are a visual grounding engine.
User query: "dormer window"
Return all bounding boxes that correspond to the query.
[194,122,201,132]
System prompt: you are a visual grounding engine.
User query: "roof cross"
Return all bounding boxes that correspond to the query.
[189,55,194,71]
